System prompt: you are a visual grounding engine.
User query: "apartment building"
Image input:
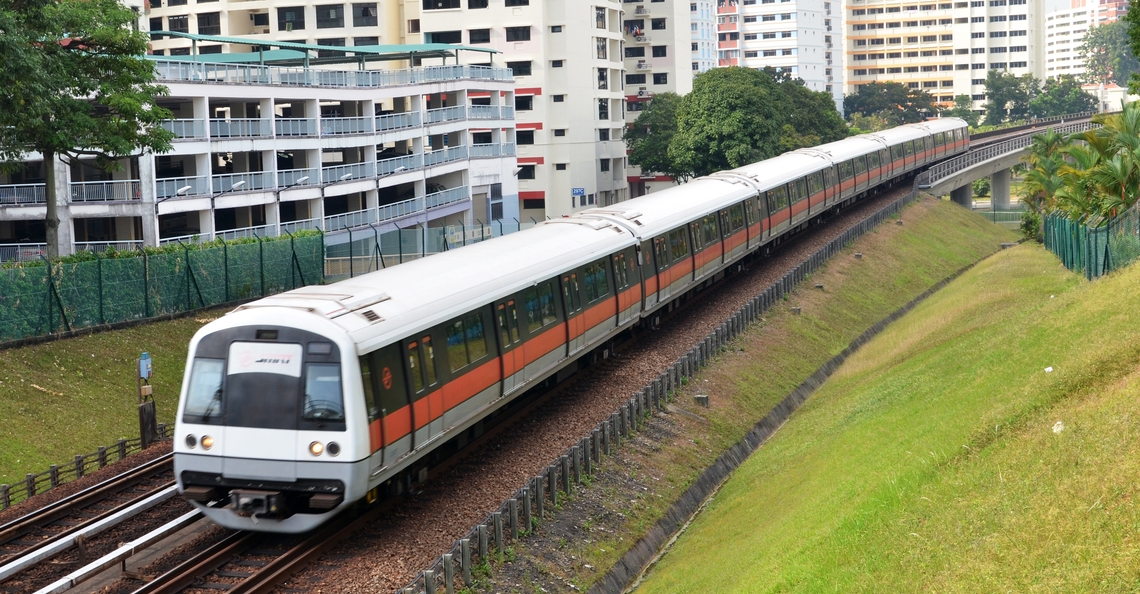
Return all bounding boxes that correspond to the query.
[717,0,844,111]
[1045,0,1128,80]
[845,0,1044,110]
[409,1,630,219]
[692,0,718,73]
[0,53,518,260]
[623,0,697,197]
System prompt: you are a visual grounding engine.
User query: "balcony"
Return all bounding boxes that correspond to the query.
[277,167,320,188]
[377,153,424,176]
[0,243,46,263]
[162,119,207,140]
[321,161,375,184]
[0,183,46,205]
[376,111,421,131]
[209,118,271,139]
[320,116,373,136]
[423,146,467,168]
[276,118,318,137]
[156,175,210,199]
[426,187,468,209]
[425,105,467,125]
[74,240,144,254]
[211,171,273,193]
[70,180,141,202]
[153,61,513,90]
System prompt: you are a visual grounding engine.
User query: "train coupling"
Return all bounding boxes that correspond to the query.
[230,489,288,517]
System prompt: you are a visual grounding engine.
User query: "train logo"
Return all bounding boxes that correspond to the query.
[382,367,393,389]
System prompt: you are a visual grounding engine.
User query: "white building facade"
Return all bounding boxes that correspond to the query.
[845,0,1045,110]
[718,0,844,111]
[692,0,718,73]
[0,58,518,260]
[1045,0,1128,80]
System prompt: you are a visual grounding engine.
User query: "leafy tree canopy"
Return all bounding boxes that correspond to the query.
[1125,2,1140,93]
[625,92,684,181]
[0,0,173,257]
[982,70,1039,126]
[1080,18,1140,88]
[941,95,980,128]
[842,82,939,125]
[628,67,847,180]
[1028,75,1099,118]
[846,111,893,134]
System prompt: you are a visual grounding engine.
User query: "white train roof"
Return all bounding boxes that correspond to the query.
[221,219,636,354]
[577,177,754,240]
[723,150,836,191]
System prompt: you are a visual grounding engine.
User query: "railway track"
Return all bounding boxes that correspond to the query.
[0,454,178,593]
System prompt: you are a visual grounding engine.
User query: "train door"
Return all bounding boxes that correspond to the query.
[745,198,763,249]
[521,279,565,382]
[495,300,525,394]
[652,235,671,303]
[404,333,443,447]
[361,343,411,469]
[562,272,586,354]
[612,250,638,324]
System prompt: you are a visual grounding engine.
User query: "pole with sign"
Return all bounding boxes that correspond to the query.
[137,352,158,449]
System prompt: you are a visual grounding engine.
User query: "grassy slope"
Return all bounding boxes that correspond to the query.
[0,313,222,484]
[637,240,1140,592]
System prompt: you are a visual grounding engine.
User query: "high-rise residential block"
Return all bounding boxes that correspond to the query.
[1045,0,1129,80]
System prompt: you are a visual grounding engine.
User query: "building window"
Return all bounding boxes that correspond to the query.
[277,7,305,31]
[597,7,606,29]
[517,130,535,144]
[599,129,610,141]
[316,38,345,57]
[469,28,490,43]
[651,18,666,30]
[653,72,668,84]
[407,19,419,33]
[556,163,567,171]
[597,38,608,59]
[553,95,565,102]
[505,0,529,5]
[353,36,378,49]
[316,4,344,29]
[518,165,536,180]
[168,14,189,33]
[600,159,610,172]
[554,129,567,137]
[427,30,462,43]
[507,60,532,76]
[598,68,608,89]
[652,45,667,57]
[626,73,646,84]
[506,26,531,42]
[422,0,460,9]
[199,45,222,53]
[468,0,488,7]
[515,95,533,110]
[626,46,645,58]
[598,99,609,120]
[551,25,562,33]
[149,17,162,31]
[352,3,377,26]
[551,59,563,67]
[197,12,220,35]
[522,198,545,209]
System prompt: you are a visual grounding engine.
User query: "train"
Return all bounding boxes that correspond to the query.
[173,118,969,532]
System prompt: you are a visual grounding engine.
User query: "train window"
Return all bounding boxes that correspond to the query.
[613,254,629,289]
[700,214,718,245]
[584,261,610,302]
[855,157,866,175]
[465,314,488,361]
[524,287,543,333]
[769,186,789,210]
[422,337,437,386]
[359,355,380,421]
[668,228,688,262]
[891,145,902,160]
[841,161,854,181]
[571,274,582,310]
[539,282,557,326]
[743,201,755,227]
[729,204,745,231]
[496,304,510,347]
[303,363,345,422]
[869,152,880,169]
[795,179,808,202]
[183,358,224,423]
[905,141,915,156]
[652,237,668,271]
[807,172,822,196]
[507,301,520,343]
[689,221,703,251]
[446,320,469,372]
[408,341,424,393]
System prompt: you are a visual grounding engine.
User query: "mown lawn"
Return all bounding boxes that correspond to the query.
[636,242,1140,592]
[0,311,225,485]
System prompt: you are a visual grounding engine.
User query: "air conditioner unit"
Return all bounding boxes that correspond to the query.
[637,88,648,97]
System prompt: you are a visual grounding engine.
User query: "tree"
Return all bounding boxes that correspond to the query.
[670,68,785,178]
[0,0,173,259]
[1028,75,1099,118]
[1127,1,1140,93]
[1080,18,1140,88]
[771,70,848,149]
[846,112,893,134]
[625,92,685,182]
[842,82,939,125]
[941,95,980,128]
[983,71,1039,125]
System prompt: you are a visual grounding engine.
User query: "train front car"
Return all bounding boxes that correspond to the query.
[173,307,369,533]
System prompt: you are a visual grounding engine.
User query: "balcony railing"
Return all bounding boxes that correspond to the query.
[470,144,502,158]
[212,171,273,193]
[500,106,515,119]
[503,143,517,156]
[162,119,207,139]
[425,105,467,125]
[277,167,320,188]
[0,183,46,205]
[0,243,46,263]
[378,196,425,223]
[321,116,373,135]
[209,118,271,139]
[376,111,421,132]
[156,175,210,199]
[70,180,140,202]
[468,105,500,120]
[424,145,468,167]
[426,187,468,209]
[325,207,378,231]
[216,224,273,241]
[74,240,144,254]
[321,161,375,184]
[154,61,513,89]
[280,217,321,234]
[377,153,424,176]
[276,118,318,137]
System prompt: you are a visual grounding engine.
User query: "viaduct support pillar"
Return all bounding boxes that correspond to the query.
[950,184,972,208]
[990,168,1011,210]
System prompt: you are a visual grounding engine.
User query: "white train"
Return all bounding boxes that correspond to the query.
[174,119,969,532]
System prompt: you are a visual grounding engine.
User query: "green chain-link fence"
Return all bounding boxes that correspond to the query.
[0,232,324,343]
[1044,201,1140,280]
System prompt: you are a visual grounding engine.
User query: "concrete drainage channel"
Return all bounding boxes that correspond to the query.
[396,187,935,594]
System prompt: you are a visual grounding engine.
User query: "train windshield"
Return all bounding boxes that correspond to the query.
[183,359,224,423]
[302,363,345,422]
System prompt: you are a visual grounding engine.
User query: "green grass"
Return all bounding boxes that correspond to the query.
[0,312,222,484]
[635,241,1140,592]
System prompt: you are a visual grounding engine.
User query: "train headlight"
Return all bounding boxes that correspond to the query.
[201,435,214,450]
[327,442,340,457]
[309,441,324,456]
[185,434,198,449]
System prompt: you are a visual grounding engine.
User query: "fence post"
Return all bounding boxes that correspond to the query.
[98,446,107,468]
[508,498,519,540]
[75,454,84,479]
[534,476,544,518]
[117,438,127,460]
[95,251,105,325]
[460,539,472,586]
[0,485,8,510]
[493,511,504,554]
[477,524,488,559]
[443,553,455,594]
[561,454,571,494]
[26,473,35,497]
[50,465,59,488]
[521,487,531,533]
[424,569,436,594]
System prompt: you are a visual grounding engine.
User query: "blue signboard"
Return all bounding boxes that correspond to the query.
[571,187,586,197]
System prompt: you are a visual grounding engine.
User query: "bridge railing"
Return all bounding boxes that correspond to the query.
[922,121,1099,189]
